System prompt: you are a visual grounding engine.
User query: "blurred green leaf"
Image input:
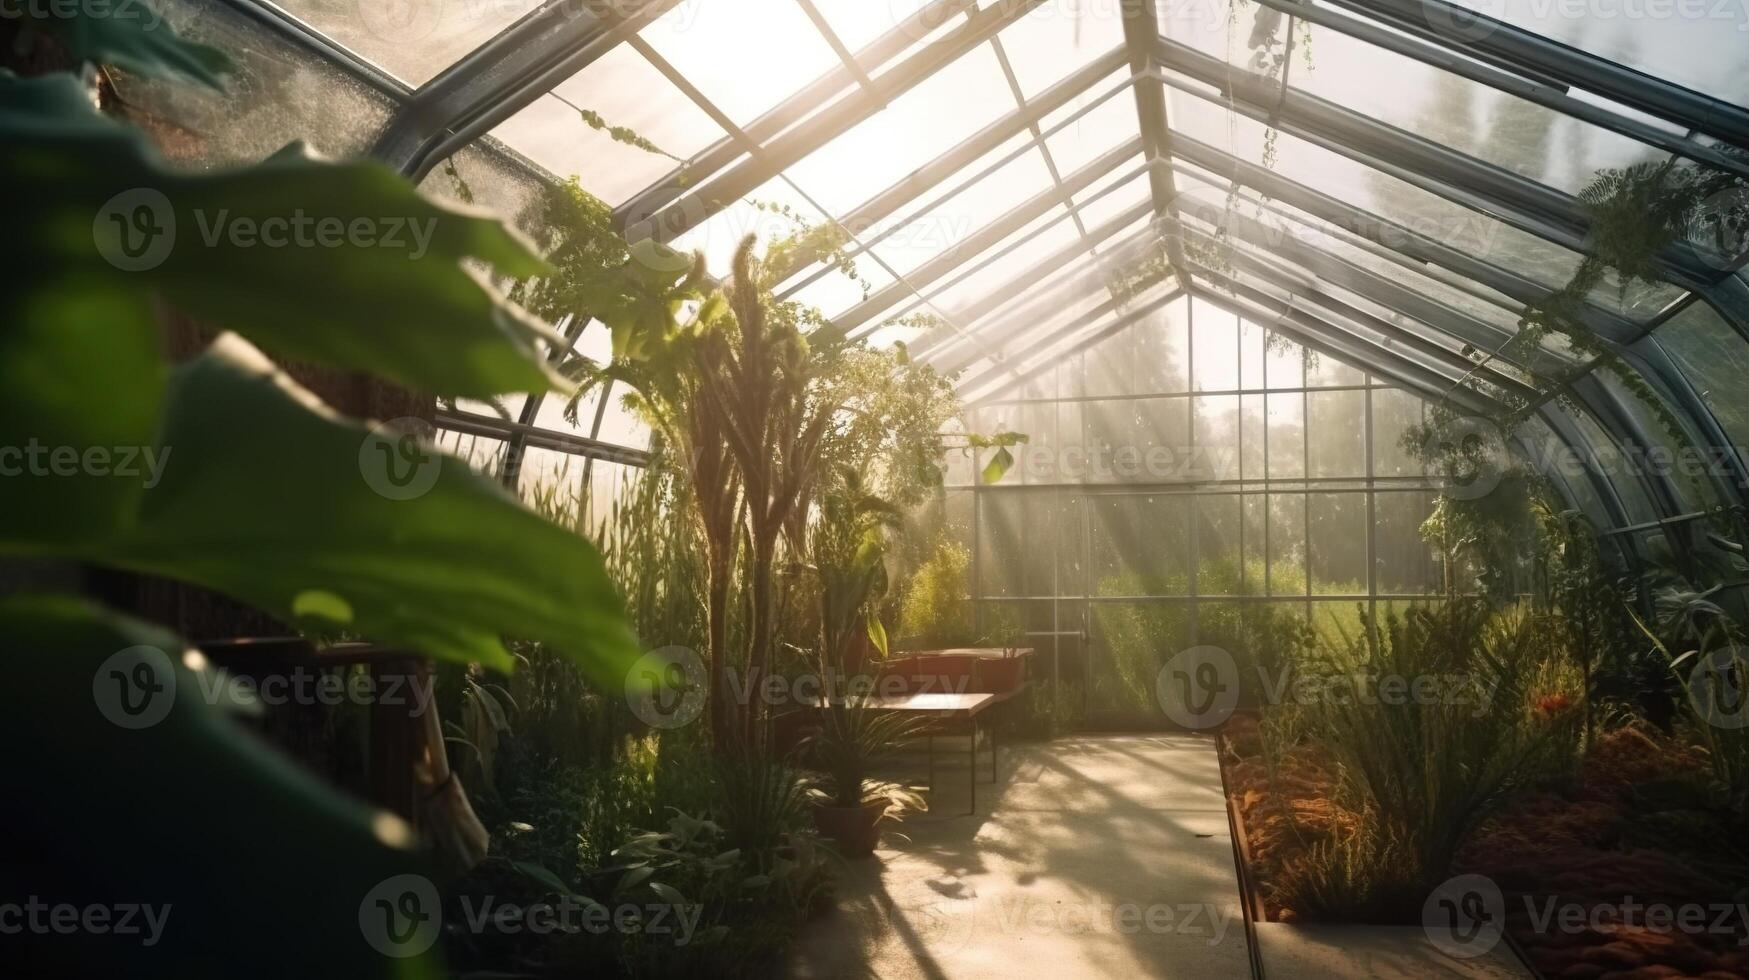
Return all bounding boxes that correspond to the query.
[0,594,442,979]
[980,445,1015,484]
[97,334,641,674]
[4,74,561,401]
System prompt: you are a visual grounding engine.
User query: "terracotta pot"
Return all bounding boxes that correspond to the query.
[811,799,889,857]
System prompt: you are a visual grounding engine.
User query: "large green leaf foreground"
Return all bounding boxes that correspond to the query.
[4,333,642,677]
[0,594,442,979]
[2,73,565,401]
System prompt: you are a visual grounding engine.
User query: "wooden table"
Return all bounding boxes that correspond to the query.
[864,691,1001,814]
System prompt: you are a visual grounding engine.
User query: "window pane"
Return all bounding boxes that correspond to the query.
[640,0,841,127]
[1657,300,1749,459]
[1267,393,1306,478]
[1307,389,1367,478]
[1372,388,1427,478]
[1308,493,1368,594]
[1376,491,1440,595]
[125,0,395,166]
[268,0,543,86]
[492,45,725,206]
[1268,493,1307,595]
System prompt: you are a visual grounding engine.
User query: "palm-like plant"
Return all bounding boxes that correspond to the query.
[806,697,927,814]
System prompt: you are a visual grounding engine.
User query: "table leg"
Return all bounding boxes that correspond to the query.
[968,718,977,814]
[927,733,934,792]
[990,720,998,782]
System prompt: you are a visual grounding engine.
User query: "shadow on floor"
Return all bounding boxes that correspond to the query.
[781,733,1252,980]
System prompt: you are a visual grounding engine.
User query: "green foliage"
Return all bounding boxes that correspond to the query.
[804,696,929,812]
[811,467,901,667]
[1,595,441,979]
[965,430,1030,485]
[1089,561,1317,717]
[896,536,977,648]
[5,76,562,400]
[3,30,648,978]
[1632,603,1749,831]
[1289,602,1576,903]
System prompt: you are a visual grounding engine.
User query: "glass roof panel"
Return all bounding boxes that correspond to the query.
[1655,299,1749,455]
[1445,0,1749,109]
[913,203,1087,316]
[809,0,936,52]
[790,265,892,323]
[1165,89,1685,319]
[1291,23,1666,196]
[669,176,833,275]
[1168,172,1581,372]
[1040,76,1141,176]
[869,146,1057,275]
[1160,0,1246,60]
[638,0,843,127]
[1071,161,1151,232]
[491,45,726,205]
[784,41,1020,216]
[934,247,1117,368]
[994,0,1126,99]
[267,0,543,86]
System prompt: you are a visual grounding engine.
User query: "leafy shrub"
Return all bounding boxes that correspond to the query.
[896,536,975,647]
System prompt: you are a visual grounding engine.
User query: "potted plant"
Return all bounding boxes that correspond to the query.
[803,696,926,856]
[800,469,925,854]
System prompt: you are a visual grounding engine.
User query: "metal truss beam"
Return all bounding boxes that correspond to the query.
[770,48,1132,284]
[1322,0,1749,151]
[1251,0,1749,179]
[1166,130,1642,344]
[623,0,1048,244]
[1192,271,1506,416]
[371,0,686,179]
[1121,0,1192,285]
[835,137,1145,338]
[1154,35,1723,292]
[908,192,1155,361]
[614,0,978,232]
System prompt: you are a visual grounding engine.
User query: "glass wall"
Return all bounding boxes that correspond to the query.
[948,293,1446,723]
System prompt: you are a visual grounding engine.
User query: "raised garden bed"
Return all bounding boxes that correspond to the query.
[1219,714,1749,979]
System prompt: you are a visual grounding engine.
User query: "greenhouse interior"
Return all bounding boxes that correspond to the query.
[7,0,1749,976]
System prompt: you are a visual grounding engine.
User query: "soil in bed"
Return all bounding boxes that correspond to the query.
[1220,714,1749,979]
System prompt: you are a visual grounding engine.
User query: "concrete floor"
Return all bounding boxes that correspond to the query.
[782,733,1253,979]
[1252,924,1529,979]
